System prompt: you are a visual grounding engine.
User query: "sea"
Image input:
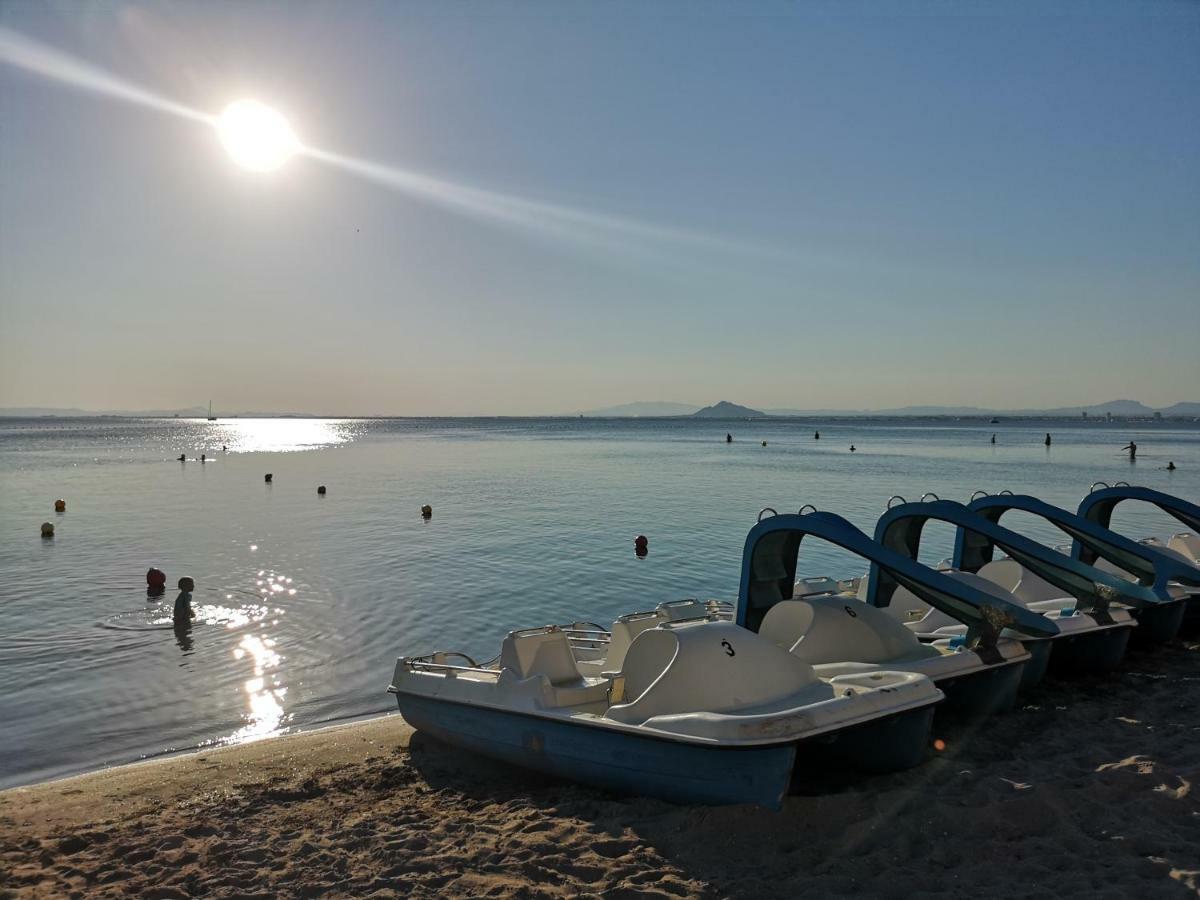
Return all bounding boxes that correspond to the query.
[1,415,1197,789]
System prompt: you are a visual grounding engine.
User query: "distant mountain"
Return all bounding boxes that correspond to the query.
[577,401,700,417]
[1157,402,1200,417]
[692,401,766,419]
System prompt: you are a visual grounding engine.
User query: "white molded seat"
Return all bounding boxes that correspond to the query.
[1168,532,1200,563]
[759,596,939,665]
[499,628,584,686]
[606,621,827,726]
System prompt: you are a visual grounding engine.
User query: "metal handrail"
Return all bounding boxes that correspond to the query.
[886,495,907,510]
[969,490,989,501]
[1090,481,1110,493]
[758,507,778,522]
[798,504,818,515]
[920,492,940,502]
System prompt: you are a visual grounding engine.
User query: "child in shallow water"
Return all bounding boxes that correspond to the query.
[173,576,195,625]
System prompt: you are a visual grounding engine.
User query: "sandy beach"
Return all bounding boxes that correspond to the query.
[1,639,1197,898]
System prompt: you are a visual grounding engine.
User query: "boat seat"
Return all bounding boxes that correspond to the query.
[759,596,939,665]
[976,559,1023,593]
[604,612,664,673]
[1168,532,1200,563]
[794,576,840,598]
[499,628,585,686]
[606,620,827,726]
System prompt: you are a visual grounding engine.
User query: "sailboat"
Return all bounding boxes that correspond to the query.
[207,401,217,421]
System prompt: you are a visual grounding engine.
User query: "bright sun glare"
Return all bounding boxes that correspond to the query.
[216,99,300,172]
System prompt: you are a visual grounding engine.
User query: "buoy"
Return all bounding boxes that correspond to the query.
[40,522,54,538]
[147,567,167,591]
[421,504,433,519]
[634,535,649,558]
[54,499,66,512]
[265,473,273,483]
[177,576,195,592]
[317,485,327,495]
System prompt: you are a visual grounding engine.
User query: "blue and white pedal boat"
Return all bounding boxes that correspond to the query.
[389,617,941,808]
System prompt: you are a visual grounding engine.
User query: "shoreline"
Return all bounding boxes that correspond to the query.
[4,641,1200,897]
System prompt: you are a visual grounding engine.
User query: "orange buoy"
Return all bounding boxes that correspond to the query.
[54,499,66,512]
[147,568,167,592]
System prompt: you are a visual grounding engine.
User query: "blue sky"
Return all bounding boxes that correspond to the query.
[1,1,1197,414]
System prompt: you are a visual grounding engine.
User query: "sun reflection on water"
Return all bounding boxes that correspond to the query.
[228,632,289,743]
[204,418,362,453]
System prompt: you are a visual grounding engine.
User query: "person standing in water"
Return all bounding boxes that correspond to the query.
[814,431,820,440]
[1044,433,1052,447]
[173,576,196,627]
[991,433,996,444]
[726,433,732,443]
[1121,440,1137,460]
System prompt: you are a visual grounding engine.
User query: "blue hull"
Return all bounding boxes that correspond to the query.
[1130,601,1185,645]
[935,660,1026,716]
[396,694,797,809]
[1018,640,1053,691]
[1046,625,1132,674]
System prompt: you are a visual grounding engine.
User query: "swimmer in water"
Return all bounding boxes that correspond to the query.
[1167,461,1176,471]
[991,433,996,444]
[1044,433,1052,447]
[814,431,820,440]
[726,433,732,443]
[173,576,195,626]
[178,454,186,462]
[850,444,856,452]
[201,453,206,463]
[1121,441,1137,461]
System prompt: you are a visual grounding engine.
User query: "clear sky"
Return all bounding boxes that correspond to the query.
[1,1,1197,415]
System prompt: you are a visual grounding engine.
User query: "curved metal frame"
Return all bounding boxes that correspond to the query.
[736,511,1057,650]
[1077,485,1200,536]
[960,494,1193,603]
[869,500,1155,617]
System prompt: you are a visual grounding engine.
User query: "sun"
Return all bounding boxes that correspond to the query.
[216,99,300,172]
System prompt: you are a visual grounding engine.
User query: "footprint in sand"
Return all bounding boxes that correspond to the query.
[1095,755,1156,775]
[1154,776,1191,800]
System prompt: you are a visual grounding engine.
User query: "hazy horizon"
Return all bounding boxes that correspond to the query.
[2,2,1198,416]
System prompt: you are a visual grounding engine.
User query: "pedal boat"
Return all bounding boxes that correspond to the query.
[866,499,1139,682]
[1077,485,1200,629]
[736,508,1056,716]
[389,617,941,809]
[963,492,1192,643]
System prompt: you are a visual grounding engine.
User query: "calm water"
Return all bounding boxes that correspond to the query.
[1,416,1197,788]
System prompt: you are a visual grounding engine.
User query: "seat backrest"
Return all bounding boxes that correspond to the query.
[760,596,923,665]
[1168,532,1200,563]
[794,576,840,597]
[499,628,582,686]
[605,611,663,672]
[606,621,821,726]
[976,559,1023,592]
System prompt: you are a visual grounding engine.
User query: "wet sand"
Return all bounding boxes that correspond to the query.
[2,639,1199,899]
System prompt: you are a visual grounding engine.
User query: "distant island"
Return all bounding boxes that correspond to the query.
[691,401,766,419]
